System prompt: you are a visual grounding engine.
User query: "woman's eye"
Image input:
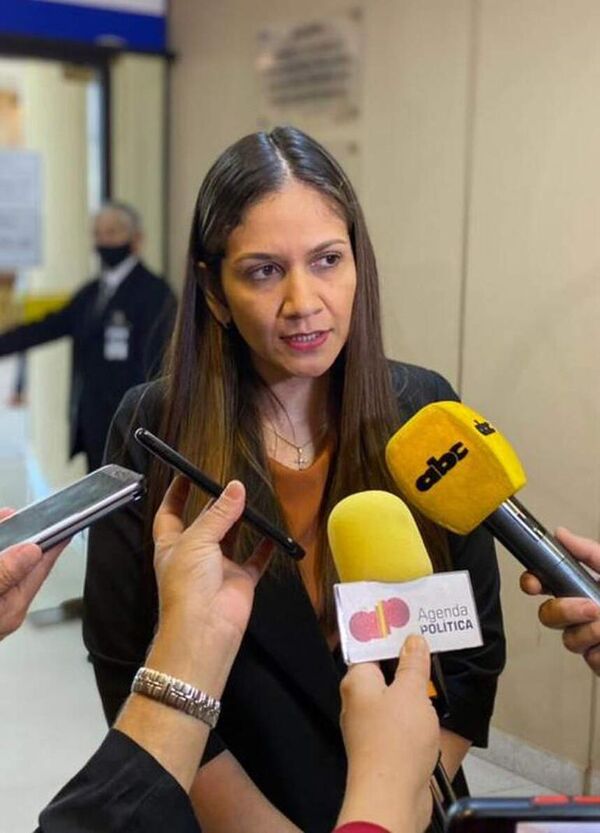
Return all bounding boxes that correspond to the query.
[249,263,279,280]
[314,252,341,270]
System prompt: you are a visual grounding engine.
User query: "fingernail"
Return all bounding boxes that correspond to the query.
[223,480,243,499]
[584,603,600,618]
[404,634,427,654]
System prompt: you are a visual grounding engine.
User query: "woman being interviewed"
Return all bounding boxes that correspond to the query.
[83,127,505,833]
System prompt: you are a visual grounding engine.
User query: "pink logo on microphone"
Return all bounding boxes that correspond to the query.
[349,597,410,642]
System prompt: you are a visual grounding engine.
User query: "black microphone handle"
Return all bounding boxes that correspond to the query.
[486,497,600,604]
[433,758,457,810]
[380,654,450,721]
[429,778,447,833]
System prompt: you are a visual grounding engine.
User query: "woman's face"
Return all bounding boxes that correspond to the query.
[218,179,357,386]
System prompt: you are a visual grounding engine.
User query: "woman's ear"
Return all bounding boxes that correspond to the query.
[197,261,232,329]
[206,291,232,329]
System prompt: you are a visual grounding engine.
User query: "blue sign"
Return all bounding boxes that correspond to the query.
[0,0,167,54]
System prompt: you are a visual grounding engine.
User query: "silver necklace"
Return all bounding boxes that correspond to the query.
[265,422,328,469]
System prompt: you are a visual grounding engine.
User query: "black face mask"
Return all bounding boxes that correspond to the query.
[96,242,132,269]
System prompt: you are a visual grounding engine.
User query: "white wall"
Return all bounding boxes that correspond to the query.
[169,0,600,789]
[463,0,600,786]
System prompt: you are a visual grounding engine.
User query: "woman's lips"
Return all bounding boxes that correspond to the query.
[280,330,330,351]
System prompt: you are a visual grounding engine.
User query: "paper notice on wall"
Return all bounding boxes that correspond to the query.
[0,150,42,269]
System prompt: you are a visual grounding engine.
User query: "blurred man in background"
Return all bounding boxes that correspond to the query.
[0,202,176,470]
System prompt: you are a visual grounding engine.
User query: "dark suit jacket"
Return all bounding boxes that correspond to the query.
[0,262,176,469]
[37,730,198,833]
[83,362,506,833]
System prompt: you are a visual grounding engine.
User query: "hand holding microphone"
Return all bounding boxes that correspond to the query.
[385,401,600,605]
[521,527,600,674]
[337,634,439,833]
[327,490,451,717]
[327,489,467,830]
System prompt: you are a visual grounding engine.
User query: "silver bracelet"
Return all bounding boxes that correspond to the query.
[131,666,221,729]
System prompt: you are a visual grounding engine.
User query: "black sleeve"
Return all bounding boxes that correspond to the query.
[0,297,76,356]
[83,384,162,726]
[35,729,200,833]
[391,361,506,747]
[439,526,505,746]
[419,369,506,745]
[82,383,227,764]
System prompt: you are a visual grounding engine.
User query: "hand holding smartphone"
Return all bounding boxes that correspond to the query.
[0,465,145,552]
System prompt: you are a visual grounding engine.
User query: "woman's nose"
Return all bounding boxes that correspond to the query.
[281,270,323,319]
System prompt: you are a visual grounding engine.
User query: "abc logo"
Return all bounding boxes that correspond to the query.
[415,442,469,492]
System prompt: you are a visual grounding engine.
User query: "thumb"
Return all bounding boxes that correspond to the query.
[187,480,246,545]
[394,634,431,694]
[0,542,44,593]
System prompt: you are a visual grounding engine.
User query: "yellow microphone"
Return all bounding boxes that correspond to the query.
[327,490,445,709]
[386,402,600,603]
[327,490,432,582]
[327,490,458,815]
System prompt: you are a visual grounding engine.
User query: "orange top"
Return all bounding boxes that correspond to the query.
[268,443,332,613]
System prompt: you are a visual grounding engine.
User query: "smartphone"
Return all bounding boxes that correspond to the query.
[0,465,145,552]
[134,427,305,560]
[446,796,600,832]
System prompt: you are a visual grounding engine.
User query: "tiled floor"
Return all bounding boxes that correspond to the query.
[462,754,556,798]
[0,357,556,832]
[0,617,107,833]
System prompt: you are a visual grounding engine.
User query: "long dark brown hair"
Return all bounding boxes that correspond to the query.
[148,126,449,628]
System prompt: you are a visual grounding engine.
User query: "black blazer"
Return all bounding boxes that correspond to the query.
[0,262,176,469]
[83,362,506,833]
